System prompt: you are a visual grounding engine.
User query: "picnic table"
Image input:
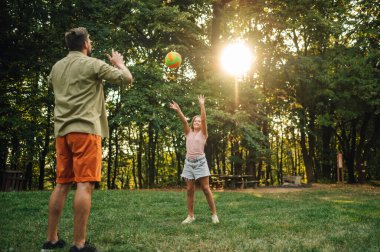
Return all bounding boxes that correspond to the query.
[283,175,302,186]
[211,174,259,189]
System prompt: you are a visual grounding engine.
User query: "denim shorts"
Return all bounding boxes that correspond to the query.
[181,155,211,181]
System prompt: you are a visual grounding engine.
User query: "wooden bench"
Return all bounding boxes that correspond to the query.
[210,179,224,189]
[215,179,245,189]
[283,175,302,186]
[245,180,260,188]
[228,180,259,189]
[225,178,241,189]
[370,181,380,187]
[1,170,24,192]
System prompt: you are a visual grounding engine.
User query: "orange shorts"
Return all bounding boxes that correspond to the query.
[55,132,102,184]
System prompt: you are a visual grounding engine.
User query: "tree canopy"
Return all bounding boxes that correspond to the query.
[1,0,379,189]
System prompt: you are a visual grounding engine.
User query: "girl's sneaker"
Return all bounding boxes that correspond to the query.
[212,214,220,224]
[181,215,195,224]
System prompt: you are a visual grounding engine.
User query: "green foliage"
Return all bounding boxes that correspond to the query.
[1,0,379,188]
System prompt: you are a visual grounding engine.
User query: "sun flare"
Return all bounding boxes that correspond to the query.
[221,42,253,76]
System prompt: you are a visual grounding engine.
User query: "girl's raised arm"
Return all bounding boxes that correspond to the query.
[198,95,208,138]
[169,100,191,135]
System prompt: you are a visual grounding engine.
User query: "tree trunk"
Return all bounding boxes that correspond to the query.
[137,125,143,188]
[176,151,182,183]
[363,114,380,178]
[107,127,113,189]
[126,127,138,189]
[132,156,137,189]
[215,145,221,174]
[205,139,214,173]
[279,132,284,182]
[321,125,333,180]
[10,134,21,170]
[222,135,227,174]
[38,113,51,190]
[112,128,120,189]
[171,133,182,183]
[355,113,371,183]
[257,160,263,181]
[24,162,32,190]
[246,149,255,179]
[299,110,315,183]
[235,147,243,175]
[262,108,272,185]
[300,127,314,183]
[346,119,358,183]
[0,84,8,170]
[291,127,297,175]
[230,132,234,174]
[148,122,156,188]
[0,141,7,171]
[308,109,319,181]
[153,126,158,186]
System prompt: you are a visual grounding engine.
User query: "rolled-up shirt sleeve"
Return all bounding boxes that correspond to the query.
[93,59,132,88]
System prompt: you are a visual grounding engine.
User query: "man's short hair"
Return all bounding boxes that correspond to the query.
[65,27,89,51]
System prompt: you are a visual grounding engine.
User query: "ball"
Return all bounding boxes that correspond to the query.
[164,52,182,68]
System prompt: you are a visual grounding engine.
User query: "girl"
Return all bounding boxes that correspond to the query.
[170,95,219,224]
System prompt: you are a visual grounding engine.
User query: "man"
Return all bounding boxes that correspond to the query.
[41,27,133,252]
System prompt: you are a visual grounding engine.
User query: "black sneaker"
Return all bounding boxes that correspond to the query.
[41,239,66,251]
[69,243,98,252]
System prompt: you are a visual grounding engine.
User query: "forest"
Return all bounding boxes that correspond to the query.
[1,0,379,190]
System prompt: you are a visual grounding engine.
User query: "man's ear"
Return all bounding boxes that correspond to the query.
[82,40,90,55]
[84,40,89,50]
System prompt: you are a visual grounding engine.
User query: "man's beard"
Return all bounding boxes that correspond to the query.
[87,49,92,57]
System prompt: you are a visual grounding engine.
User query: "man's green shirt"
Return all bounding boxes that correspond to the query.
[48,51,131,138]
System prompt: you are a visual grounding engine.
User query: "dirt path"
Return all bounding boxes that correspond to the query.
[223,183,380,194]
[143,183,380,194]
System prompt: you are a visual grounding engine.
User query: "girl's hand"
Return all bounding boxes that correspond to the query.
[198,95,205,105]
[169,101,181,111]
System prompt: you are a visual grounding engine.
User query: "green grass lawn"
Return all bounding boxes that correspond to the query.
[1,185,379,252]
